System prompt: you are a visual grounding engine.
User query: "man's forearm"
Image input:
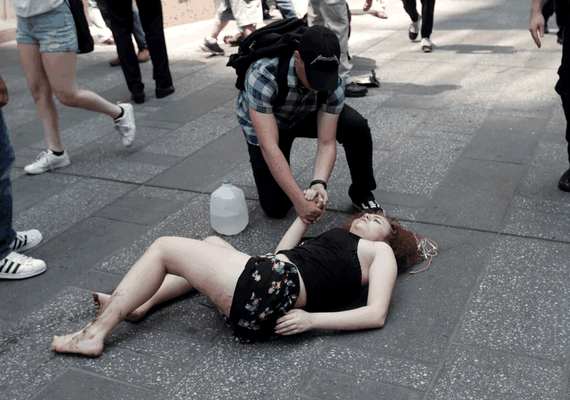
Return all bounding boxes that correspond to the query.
[530,0,545,14]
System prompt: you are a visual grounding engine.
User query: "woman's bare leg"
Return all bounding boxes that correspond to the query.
[93,236,238,321]
[41,52,122,119]
[18,44,63,152]
[52,236,249,356]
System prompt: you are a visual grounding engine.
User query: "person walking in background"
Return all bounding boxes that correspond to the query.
[542,0,567,44]
[200,0,263,56]
[308,0,368,97]
[14,0,137,175]
[530,0,570,192]
[0,73,46,279]
[91,0,150,68]
[105,0,174,104]
[86,0,114,45]
[402,0,436,52]
[363,0,388,19]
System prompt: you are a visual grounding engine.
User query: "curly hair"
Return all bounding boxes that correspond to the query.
[340,211,424,273]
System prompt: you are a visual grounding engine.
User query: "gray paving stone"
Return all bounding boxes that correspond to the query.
[428,346,564,400]
[34,369,161,400]
[367,107,428,151]
[74,347,186,392]
[316,345,434,391]
[518,142,570,200]
[332,224,495,365]
[144,86,237,123]
[503,195,570,242]
[456,236,570,363]
[300,369,424,400]
[462,114,545,164]
[168,334,327,400]
[12,175,67,215]
[146,128,249,192]
[72,270,124,294]
[2,216,149,321]
[105,323,209,365]
[418,158,525,231]
[148,103,240,157]
[373,136,466,196]
[12,178,135,242]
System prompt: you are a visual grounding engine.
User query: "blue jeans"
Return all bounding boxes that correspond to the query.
[0,109,16,259]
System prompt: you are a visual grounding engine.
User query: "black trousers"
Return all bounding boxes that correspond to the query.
[556,0,570,163]
[105,0,173,96]
[247,105,377,218]
[401,0,436,39]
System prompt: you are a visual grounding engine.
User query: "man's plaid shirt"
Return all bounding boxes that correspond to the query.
[237,55,345,146]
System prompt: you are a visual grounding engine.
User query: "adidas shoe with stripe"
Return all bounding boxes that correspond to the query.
[10,229,43,252]
[0,251,46,280]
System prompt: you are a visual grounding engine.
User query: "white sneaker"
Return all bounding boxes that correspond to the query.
[114,103,136,147]
[24,150,70,175]
[10,229,43,252]
[0,251,46,280]
[421,37,433,52]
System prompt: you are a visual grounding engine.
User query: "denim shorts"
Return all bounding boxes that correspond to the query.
[217,0,262,27]
[16,3,78,53]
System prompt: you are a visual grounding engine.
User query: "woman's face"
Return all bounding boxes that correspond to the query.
[349,213,392,241]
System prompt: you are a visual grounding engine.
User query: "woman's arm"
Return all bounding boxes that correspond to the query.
[275,216,310,253]
[275,243,398,334]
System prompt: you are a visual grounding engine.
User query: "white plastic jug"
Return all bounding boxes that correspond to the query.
[210,180,249,235]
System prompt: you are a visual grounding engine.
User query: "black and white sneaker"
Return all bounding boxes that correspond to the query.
[0,251,46,280]
[10,229,43,252]
[200,37,225,56]
[352,197,383,212]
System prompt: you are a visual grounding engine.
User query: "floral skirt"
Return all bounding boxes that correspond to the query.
[221,254,300,343]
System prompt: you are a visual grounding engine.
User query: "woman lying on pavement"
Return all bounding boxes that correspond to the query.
[51,195,424,356]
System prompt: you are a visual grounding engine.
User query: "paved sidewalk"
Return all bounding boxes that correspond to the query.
[2,0,570,398]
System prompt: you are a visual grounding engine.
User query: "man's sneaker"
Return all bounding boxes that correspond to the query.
[114,103,136,147]
[0,251,46,280]
[421,37,433,52]
[24,150,70,175]
[345,82,368,97]
[353,196,383,212]
[409,17,421,41]
[10,230,43,252]
[200,37,225,56]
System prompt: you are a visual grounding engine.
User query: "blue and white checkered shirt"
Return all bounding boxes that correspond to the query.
[237,55,345,146]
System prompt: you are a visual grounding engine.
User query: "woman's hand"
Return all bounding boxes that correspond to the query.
[275,309,313,335]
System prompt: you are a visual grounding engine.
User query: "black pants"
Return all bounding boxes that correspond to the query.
[105,0,173,96]
[247,105,377,218]
[556,0,570,163]
[401,0,436,39]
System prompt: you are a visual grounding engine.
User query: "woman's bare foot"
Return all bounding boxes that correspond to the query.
[51,330,104,357]
[92,292,146,322]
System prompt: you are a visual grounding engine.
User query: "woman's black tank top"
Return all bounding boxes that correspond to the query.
[278,228,362,312]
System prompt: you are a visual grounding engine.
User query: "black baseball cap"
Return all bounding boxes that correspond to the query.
[297,25,340,91]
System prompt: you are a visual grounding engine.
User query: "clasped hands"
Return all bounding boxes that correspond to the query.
[296,184,328,225]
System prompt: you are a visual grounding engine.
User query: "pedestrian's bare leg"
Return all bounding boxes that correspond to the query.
[18,44,63,152]
[211,18,230,40]
[42,52,122,119]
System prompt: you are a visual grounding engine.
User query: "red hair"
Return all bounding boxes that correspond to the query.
[340,211,423,273]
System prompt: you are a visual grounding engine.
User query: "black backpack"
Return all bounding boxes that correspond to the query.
[227,17,308,104]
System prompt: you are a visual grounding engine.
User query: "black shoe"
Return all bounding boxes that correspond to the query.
[199,38,225,55]
[352,195,383,212]
[156,86,175,99]
[345,82,368,97]
[409,17,420,41]
[131,92,145,104]
[558,167,570,192]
